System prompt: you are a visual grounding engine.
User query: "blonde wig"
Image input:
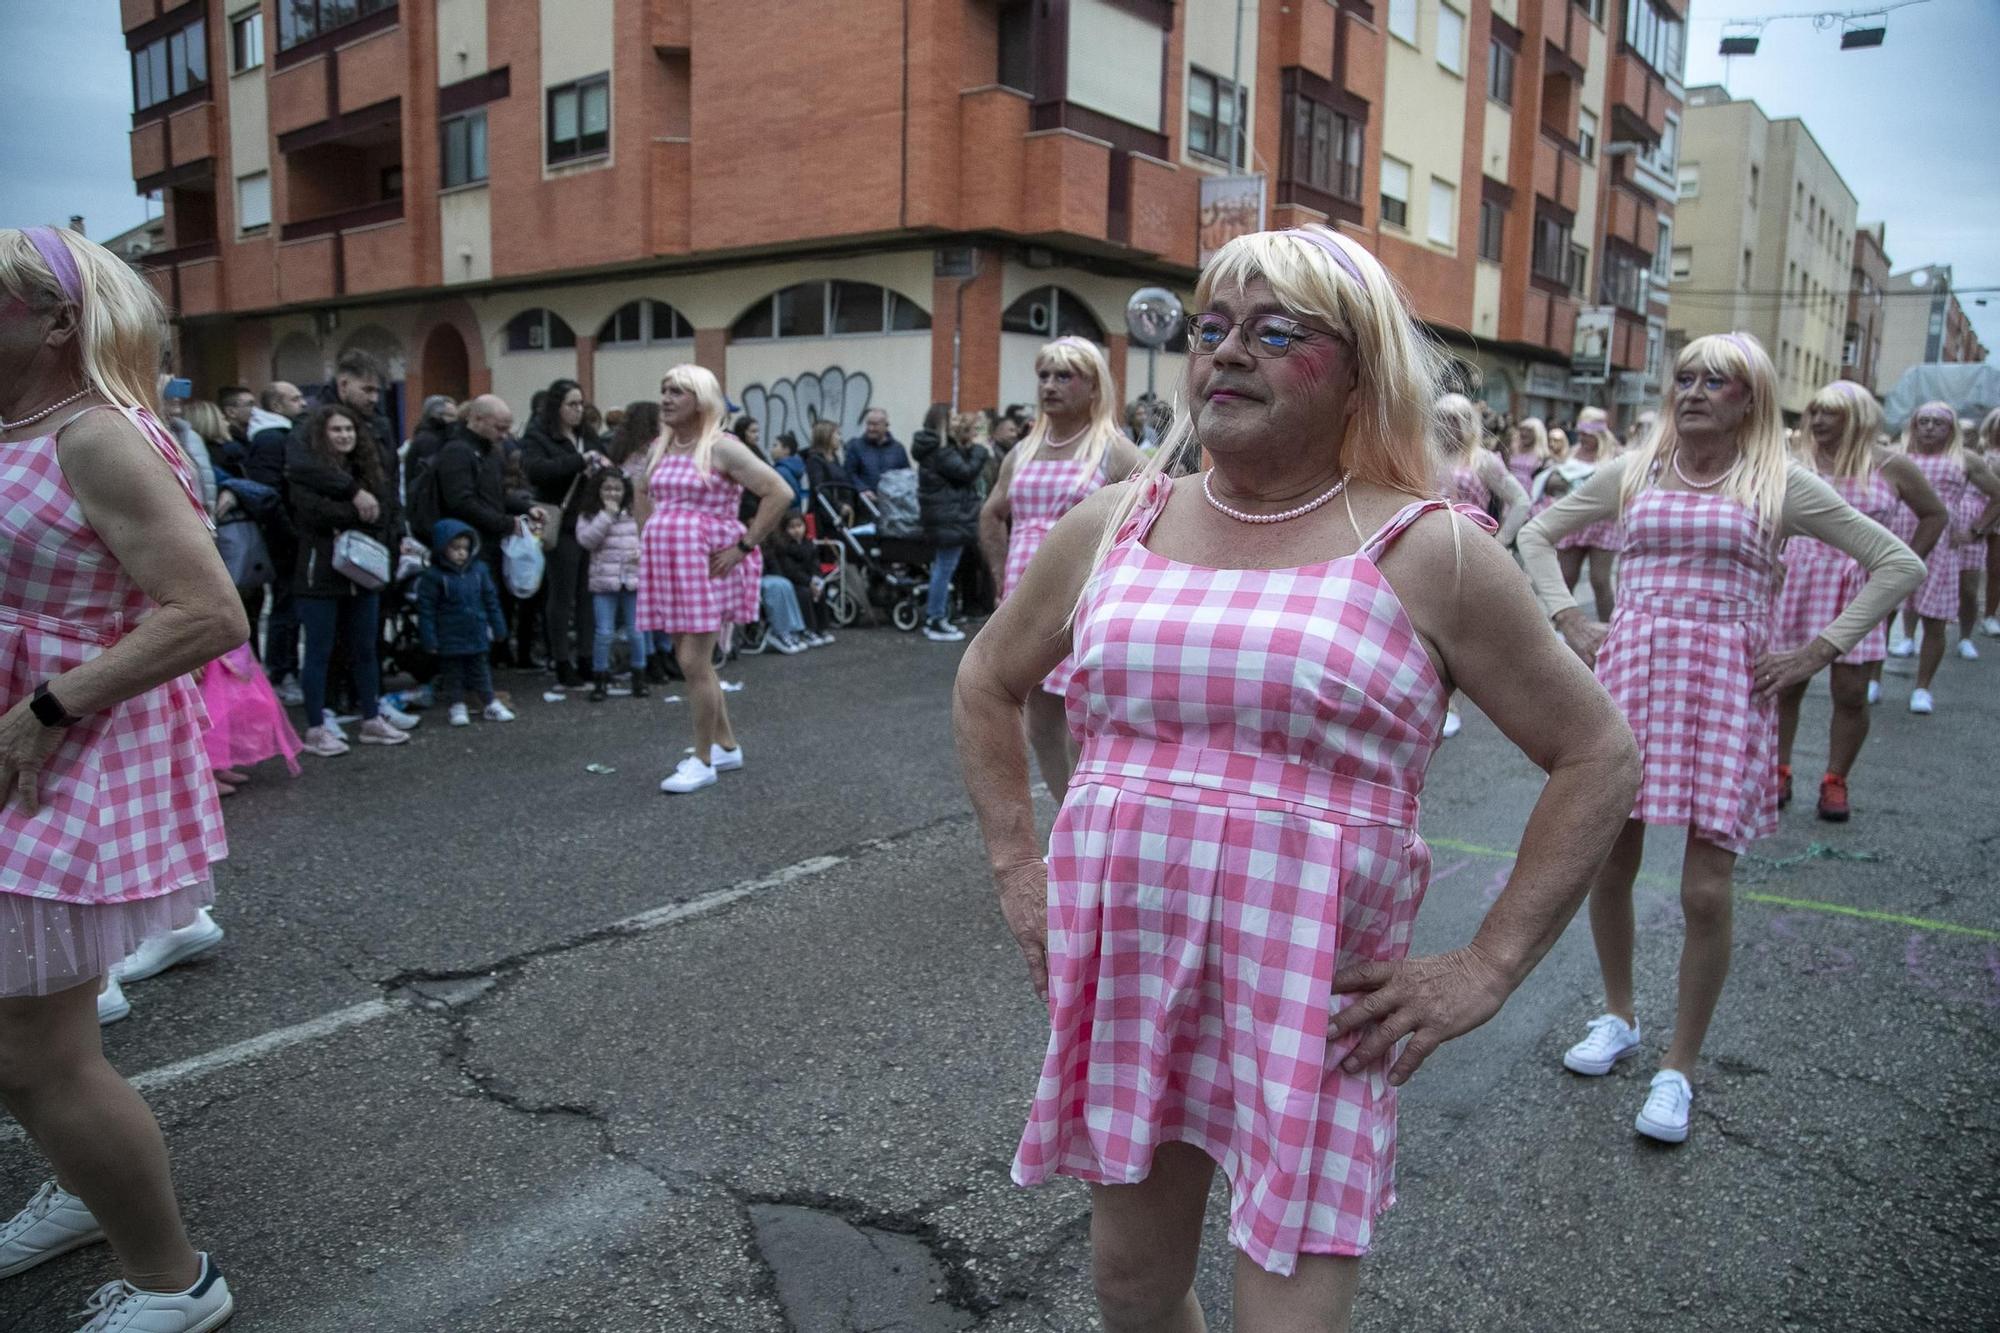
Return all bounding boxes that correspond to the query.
[1621,332,1789,530]
[1512,416,1550,462]
[1900,399,1964,465]
[1433,393,1485,460]
[650,362,729,477]
[0,226,166,415]
[1011,336,1124,477]
[1979,407,2000,454]
[183,399,231,447]
[1547,427,1571,461]
[1803,380,1883,482]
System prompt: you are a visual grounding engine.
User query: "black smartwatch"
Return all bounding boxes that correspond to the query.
[30,681,80,728]
[736,539,753,555]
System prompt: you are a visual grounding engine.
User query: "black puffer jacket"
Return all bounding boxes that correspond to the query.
[911,429,989,548]
[518,419,596,531]
[286,439,402,597]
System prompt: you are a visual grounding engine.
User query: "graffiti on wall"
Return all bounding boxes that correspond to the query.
[738,367,874,450]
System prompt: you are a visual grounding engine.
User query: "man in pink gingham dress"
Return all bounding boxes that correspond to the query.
[1001,456,1106,695]
[1012,477,1494,1273]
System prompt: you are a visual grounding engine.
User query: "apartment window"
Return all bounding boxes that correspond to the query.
[230,9,263,73]
[1479,199,1505,261]
[1569,243,1590,298]
[598,300,694,347]
[278,0,394,52]
[1749,164,1760,208]
[1742,248,1754,287]
[1843,329,1860,365]
[733,281,931,341]
[441,109,488,188]
[1653,220,1672,283]
[1638,114,1679,178]
[997,0,1033,92]
[1533,208,1573,283]
[133,19,207,113]
[1428,178,1457,247]
[1284,93,1365,203]
[503,308,576,352]
[1623,0,1684,78]
[1677,165,1699,198]
[1380,157,1412,229]
[1488,40,1516,107]
[1388,0,1418,46]
[1600,245,1648,313]
[1788,261,1797,293]
[1187,68,1246,165]
[1670,247,1692,280]
[1577,0,1606,22]
[1795,182,1804,219]
[547,74,610,165]
[1437,5,1466,75]
[1577,108,1598,163]
[236,171,270,232]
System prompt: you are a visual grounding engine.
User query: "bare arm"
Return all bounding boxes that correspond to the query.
[954,484,1128,1000]
[1332,513,1641,1085]
[1778,465,1926,659]
[1518,457,1631,664]
[1965,454,2000,536]
[1,412,249,813]
[1879,451,1948,559]
[1103,436,1145,485]
[978,448,1020,593]
[715,436,795,549]
[1477,450,1532,545]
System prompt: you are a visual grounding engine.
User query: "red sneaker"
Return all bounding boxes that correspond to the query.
[1777,764,1793,809]
[1817,773,1850,822]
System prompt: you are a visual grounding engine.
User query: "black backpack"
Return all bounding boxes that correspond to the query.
[405,443,448,546]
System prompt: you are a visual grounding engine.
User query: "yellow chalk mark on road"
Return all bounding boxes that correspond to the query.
[1424,837,2000,942]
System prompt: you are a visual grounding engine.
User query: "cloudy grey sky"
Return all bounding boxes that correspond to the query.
[2,0,1995,352]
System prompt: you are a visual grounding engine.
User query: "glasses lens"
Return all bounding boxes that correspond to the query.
[1189,315,1229,351]
[1245,316,1299,357]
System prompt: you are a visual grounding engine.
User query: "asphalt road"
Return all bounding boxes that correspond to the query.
[1,620,1995,1331]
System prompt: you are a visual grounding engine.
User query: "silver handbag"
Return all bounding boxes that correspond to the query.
[332,529,391,591]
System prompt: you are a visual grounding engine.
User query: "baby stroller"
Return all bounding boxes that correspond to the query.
[811,482,952,632]
[378,545,438,686]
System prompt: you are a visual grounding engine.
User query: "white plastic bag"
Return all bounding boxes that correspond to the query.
[501,518,546,599]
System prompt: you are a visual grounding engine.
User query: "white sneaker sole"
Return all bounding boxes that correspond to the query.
[0,1224,108,1278]
[116,921,225,983]
[1634,1108,1689,1143]
[1562,1040,1639,1076]
[710,753,744,772]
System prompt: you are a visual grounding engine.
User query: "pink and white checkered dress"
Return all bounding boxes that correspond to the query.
[1555,462,1620,552]
[1447,463,1489,511]
[1905,452,1969,620]
[1951,461,1989,575]
[636,450,761,634]
[1506,451,1541,492]
[1002,455,1107,696]
[1015,478,1479,1276]
[1596,483,1781,854]
[0,405,224,996]
[1771,470,1897,664]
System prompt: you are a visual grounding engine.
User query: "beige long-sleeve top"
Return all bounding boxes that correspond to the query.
[1518,455,1926,654]
[1472,450,1533,545]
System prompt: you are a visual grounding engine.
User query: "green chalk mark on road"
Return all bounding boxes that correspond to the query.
[1424,836,1999,942]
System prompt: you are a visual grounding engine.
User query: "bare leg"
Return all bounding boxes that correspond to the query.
[1825,663,1871,776]
[1235,1252,1360,1333]
[1958,569,1980,640]
[673,632,734,755]
[1025,688,1076,803]
[1587,547,1617,621]
[1588,819,1647,1025]
[0,983,200,1292]
[1915,616,1948,690]
[1899,605,1917,643]
[1985,537,2000,619]
[1558,548,1586,596]
[1775,681,1808,770]
[1089,1142,1215,1333]
[1663,833,1737,1074]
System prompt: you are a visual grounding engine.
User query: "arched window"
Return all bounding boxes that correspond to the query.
[731,280,930,341]
[1002,286,1106,343]
[598,300,694,346]
[503,308,576,352]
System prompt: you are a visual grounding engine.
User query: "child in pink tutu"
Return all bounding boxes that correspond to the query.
[199,642,303,793]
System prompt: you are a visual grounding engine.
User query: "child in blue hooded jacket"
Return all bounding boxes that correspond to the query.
[418,519,515,725]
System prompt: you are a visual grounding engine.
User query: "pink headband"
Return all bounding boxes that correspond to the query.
[1286,228,1366,286]
[23,227,82,306]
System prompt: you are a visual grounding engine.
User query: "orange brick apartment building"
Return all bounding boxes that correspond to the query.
[121,0,1683,438]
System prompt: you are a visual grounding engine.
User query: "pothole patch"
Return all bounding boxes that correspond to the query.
[749,1203,976,1332]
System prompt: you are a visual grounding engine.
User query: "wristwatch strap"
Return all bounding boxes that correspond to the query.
[30,681,80,728]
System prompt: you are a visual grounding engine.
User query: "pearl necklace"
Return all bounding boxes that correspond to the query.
[1042,424,1089,451]
[1671,448,1736,490]
[1203,469,1352,525]
[0,387,90,433]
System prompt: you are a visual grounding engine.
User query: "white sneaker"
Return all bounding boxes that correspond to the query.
[1957,638,1980,661]
[1909,687,1935,715]
[69,1252,233,1332]
[1634,1069,1692,1144]
[1983,616,2000,637]
[1866,679,1881,705]
[660,757,717,794]
[922,619,966,642]
[300,726,349,757]
[448,703,471,726]
[378,701,421,730]
[0,1181,105,1279]
[808,631,835,647]
[357,717,410,746]
[275,679,304,707]
[1562,1013,1640,1075]
[710,743,744,771]
[1441,710,1463,739]
[483,700,517,723]
[772,633,808,655]
[320,710,348,741]
[1888,636,1916,658]
[114,909,223,984]
[96,975,130,1026]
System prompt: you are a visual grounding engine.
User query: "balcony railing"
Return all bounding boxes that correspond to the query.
[279,198,404,242]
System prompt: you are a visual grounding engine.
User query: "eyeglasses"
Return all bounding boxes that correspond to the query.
[1187,313,1345,359]
[1914,412,1954,425]
[1673,372,1734,392]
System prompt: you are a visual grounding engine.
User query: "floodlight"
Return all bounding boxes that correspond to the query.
[1719,35,1760,56]
[1840,21,1885,48]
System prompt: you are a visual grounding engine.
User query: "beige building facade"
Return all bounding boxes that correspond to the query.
[1669,85,1856,418]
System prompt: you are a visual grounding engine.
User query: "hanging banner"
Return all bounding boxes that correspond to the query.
[1198,175,1266,267]
[1572,306,1616,382]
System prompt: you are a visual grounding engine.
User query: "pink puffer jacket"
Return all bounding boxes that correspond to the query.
[576,509,641,592]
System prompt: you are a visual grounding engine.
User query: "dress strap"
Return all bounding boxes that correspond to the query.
[1110,470,1174,547]
[1360,497,1496,560]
